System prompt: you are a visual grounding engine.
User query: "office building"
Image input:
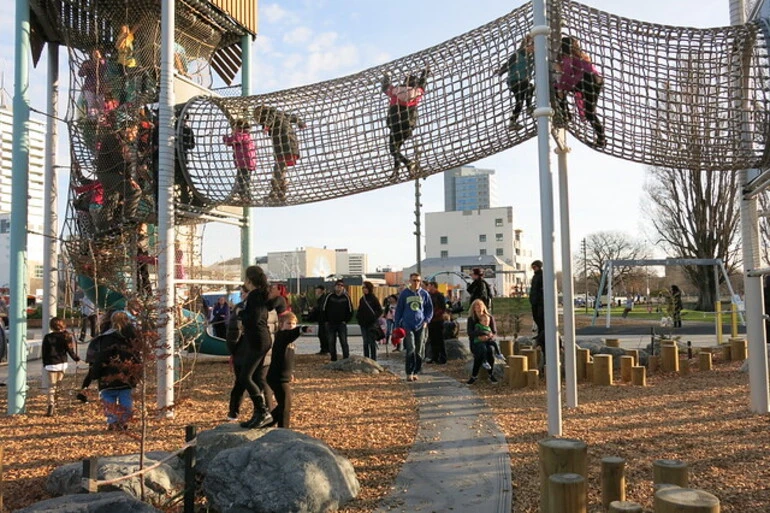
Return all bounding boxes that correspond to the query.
[443,165,497,211]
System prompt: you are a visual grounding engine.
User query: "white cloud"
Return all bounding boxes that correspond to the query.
[307,32,339,53]
[260,4,299,25]
[255,34,275,55]
[283,27,313,46]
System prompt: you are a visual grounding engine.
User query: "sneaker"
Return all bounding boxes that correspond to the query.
[389,168,400,183]
[407,161,420,178]
[482,361,492,371]
[467,376,477,385]
[595,134,606,148]
[508,120,523,130]
[76,392,88,403]
[226,414,238,422]
[489,375,499,383]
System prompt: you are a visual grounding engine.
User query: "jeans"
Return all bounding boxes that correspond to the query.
[471,341,495,377]
[100,388,133,425]
[362,326,378,361]
[326,322,349,360]
[403,326,425,376]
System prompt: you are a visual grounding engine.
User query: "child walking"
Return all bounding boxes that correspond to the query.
[266,311,303,428]
[223,118,257,202]
[42,317,82,416]
[253,105,306,205]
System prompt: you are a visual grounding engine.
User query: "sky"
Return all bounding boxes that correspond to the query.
[0,0,740,271]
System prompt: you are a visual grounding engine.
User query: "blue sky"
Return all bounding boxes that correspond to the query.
[1,0,734,270]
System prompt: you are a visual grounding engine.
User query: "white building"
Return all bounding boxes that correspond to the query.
[335,249,367,276]
[425,206,533,288]
[266,247,369,281]
[0,104,47,291]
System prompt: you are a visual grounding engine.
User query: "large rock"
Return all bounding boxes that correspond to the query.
[444,338,472,361]
[196,422,272,476]
[46,451,184,502]
[15,491,161,513]
[204,429,359,513]
[325,354,383,374]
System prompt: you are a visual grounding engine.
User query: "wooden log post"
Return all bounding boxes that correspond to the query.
[605,338,620,348]
[585,361,594,383]
[576,348,590,381]
[653,459,689,487]
[593,354,613,385]
[699,352,713,371]
[648,355,660,373]
[184,425,197,513]
[654,487,720,513]
[620,356,634,382]
[538,438,588,513]
[527,369,539,388]
[548,473,586,513]
[508,355,528,389]
[601,456,626,508]
[722,344,732,361]
[730,337,747,361]
[608,501,643,513]
[499,339,514,358]
[661,343,679,373]
[624,349,639,366]
[631,366,646,386]
[503,365,511,385]
[520,348,537,371]
[680,358,691,376]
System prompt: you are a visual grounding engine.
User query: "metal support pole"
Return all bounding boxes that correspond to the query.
[157,0,176,417]
[606,262,613,328]
[714,264,721,341]
[532,0,561,436]
[8,0,31,414]
[43,42,59,333]
[241,34,255,272]
[414,178,422,276]
[556,133,577,408]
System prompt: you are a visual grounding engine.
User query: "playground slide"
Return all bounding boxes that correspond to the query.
[76,275,220,354]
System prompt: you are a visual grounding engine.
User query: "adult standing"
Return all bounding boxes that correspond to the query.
[211,296,230,339]
[395,273,433,382]
[529,260,545,363]
[238,266,275,429]
[79,294,99,342]
[427,281,447,364]
[467,268,492,309]
[225,286,248,421]
[357,281,383,361]
[323,279,354,361]
[309,285,329,355]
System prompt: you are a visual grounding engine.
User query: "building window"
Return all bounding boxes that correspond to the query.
[34,265,44,278]
[496,233,503,242]
[479,234,487,242]
[495,218,503,227]
[440,236,448,245]
[516,249,521,255]
[441,250,449,258]
[496,248,504,256]
[0,219,8,234]
[479,249,487,256]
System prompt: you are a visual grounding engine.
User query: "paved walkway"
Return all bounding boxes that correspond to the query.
[374,357,512,513]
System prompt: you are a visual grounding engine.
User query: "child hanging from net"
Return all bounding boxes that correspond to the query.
[223,118,257,202]
[495,35,535,130]
[253,105,306,206]
[381,66,430,183]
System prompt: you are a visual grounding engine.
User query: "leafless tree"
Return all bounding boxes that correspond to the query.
[573,231,650,296]
[644,167,741,310]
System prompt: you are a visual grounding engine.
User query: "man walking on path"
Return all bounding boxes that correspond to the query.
[427,281,447,364]
[323,280,353,361]
[529,260,545,363]
[395,273,433,381]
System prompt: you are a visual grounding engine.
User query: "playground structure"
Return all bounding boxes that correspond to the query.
[5,0,770,433]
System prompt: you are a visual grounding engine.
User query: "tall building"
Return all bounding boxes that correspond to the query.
[443,165,497,211]
[0,103,47,292]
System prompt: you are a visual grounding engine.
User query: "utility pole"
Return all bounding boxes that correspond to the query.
[582,238,588,313]
[414,178,422,276]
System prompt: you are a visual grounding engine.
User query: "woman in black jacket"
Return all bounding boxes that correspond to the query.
[357,281,383,361]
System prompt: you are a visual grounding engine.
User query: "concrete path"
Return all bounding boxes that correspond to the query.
[373,357,512,513]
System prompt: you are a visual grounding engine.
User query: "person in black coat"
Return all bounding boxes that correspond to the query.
[467,268,492,309]
[42,317,81,416]
[266,311,305,428]
[357,281,384,361]
[308,285,329,354]
[529,260,545,363]
[253,105,306,205]
[322,279,354,361]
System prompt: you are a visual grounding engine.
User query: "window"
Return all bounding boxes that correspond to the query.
[479,234,487,242]
[496,248,504,256]
[34,265,44,278]
[440,236,448,245]
[0,219,8,234]
[495,218,503,227]
[440,250,449,258]
[479,249,487,256]
[496,233,504,242]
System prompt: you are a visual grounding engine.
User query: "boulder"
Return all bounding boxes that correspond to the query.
[196,422,272,476]
[46,451,183,502]
[15,491,161,513]
[204,429,359,513]
[444,338,472,361]
[324,354,383,374]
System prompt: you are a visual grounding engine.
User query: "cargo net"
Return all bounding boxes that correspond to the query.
[180,0,770,208]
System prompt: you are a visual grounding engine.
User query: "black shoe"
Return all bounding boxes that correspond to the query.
[489,375,499,383]
[330,357,338,362]
[316,351,329,355]
[46,405,55,417]
[467,376,477,385]
[76,392,88,403]
[240,394,273,429]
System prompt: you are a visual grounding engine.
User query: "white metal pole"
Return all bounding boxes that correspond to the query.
[532,0,562,436]
[557,135,577,408]
[157,0,176,417]
[606,262,612,328]
[731,0,769,413]
[241,35,255,272]
[43,42,59,332]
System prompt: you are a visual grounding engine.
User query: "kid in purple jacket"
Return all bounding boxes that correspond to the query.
[223,119,257,201]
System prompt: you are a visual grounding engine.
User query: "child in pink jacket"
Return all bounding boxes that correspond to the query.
[223,119,257,201]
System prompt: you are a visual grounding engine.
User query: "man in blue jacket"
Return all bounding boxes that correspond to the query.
[395,273,433,382]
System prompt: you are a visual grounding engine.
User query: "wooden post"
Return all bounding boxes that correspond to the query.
[508,355,528,389]
[680,358,690,376]
[661,343,679,372]
[722,344,732,361]
[593,354,613,385]
[499,339,514,357]
[184,425,197,513]
[729,337,747,361]
[548,473,586,513]
[605,338,620,348]
[527,369,539,388]
[503,365,511,385]
[624,349,639,366]
[653,459,689,487]
[585,361,594,383]
[698,352,713,371]
[520,348,537,371]
[631,366,646,386]
[648,355,660,373]
[608,501,643,513]
[80,458,99,493]
[654,487,720,513]
[538,438,588,513]
[620,356,634,382]
[0,445,4,512]
[576,348,590,381]
[601,456,626,508]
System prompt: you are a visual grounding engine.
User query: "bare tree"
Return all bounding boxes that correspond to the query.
[644,167,741,310]
[574,231,650,295]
